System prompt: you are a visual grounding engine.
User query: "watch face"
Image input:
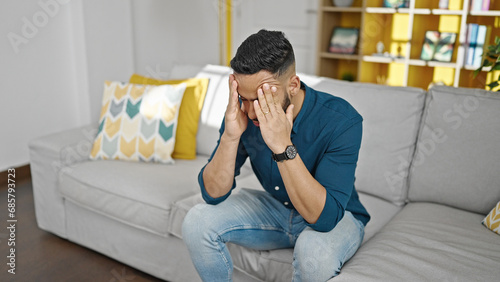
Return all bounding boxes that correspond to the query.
[285,145,297,159]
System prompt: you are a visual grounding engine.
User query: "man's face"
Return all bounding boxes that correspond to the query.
[234,70,291,127]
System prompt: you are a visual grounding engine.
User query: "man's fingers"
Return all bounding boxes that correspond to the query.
[253,100,265,120]
[262,84,276,114]
[257,88,270,115]
[286,104,294,126]
[227,79,240,113]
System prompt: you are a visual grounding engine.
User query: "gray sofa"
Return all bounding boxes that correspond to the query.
[29,64,500,281]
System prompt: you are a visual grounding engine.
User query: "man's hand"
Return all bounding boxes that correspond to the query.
[254,83,294,154]
[224,75,248,142]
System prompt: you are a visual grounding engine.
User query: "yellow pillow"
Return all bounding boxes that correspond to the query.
[482,201,500,235]
[129,74,209,159]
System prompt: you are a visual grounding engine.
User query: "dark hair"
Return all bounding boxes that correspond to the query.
[230,29,295,78]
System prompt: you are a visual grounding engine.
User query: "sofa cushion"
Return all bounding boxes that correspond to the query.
[482,201,500,235]
[195,65,233,156]
[89,81,187,163]
[314,78,426,206]
[128,75,209,160]
[59,158,208,236]
[333,202,500,281]
[408,86,500,214]
[358,192,402,243]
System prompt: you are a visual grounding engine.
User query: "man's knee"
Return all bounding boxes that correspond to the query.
[293,229,343,280]
[182,203,213,244]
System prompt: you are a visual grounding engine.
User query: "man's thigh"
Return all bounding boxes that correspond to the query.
[185,189,302,250]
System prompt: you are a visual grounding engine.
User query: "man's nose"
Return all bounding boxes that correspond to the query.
[245,102,257,120]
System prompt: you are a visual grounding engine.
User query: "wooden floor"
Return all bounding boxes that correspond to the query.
[0,177,165,282]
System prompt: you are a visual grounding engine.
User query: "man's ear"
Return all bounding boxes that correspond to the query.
[288,74,301,96]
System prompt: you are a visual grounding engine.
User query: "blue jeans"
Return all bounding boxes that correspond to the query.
[182,189,365,282]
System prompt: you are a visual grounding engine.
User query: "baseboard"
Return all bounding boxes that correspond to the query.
[1,164,31,187]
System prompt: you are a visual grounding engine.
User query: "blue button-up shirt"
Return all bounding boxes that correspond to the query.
[198,82,370,232]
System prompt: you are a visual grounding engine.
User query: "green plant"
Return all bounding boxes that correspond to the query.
[341,72,355,82]
[474,36,500,91]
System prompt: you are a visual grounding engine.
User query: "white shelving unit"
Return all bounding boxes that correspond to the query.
[316,0,500,89]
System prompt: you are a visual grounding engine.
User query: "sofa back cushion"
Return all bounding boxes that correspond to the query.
[408,86,500,214]
[314,78,426,206]
[195,65,233,156]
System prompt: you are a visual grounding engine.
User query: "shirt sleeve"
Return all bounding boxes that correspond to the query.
[198,119,249,205]
[307,119,363,232]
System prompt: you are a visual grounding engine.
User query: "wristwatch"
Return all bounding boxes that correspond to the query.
[272,145,297,162]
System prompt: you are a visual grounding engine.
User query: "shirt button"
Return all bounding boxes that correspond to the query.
[284,202,289,206]
[275,186,280,191]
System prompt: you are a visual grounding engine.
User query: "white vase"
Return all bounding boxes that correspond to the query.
[333,0,354,7]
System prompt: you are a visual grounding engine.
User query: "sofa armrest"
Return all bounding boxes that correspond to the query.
[28,124,98,237]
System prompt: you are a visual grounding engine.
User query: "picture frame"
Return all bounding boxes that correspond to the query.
[329,27,359,54]
[434,32,457,62]
[420,31,456,62]
[383,0,409,8]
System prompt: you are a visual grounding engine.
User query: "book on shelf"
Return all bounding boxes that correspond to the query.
[482,0,491,10]
[465,24,478,66]
[439,0,449,9]
[420,31,456,62]
[465,24,492,68]
[470,0,490,11]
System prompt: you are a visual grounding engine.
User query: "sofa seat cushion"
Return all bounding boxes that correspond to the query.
[358,192,402,243]
[59,158,209,236]
[333,202,500,281]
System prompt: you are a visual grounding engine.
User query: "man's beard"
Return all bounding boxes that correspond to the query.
[282,92,291,112]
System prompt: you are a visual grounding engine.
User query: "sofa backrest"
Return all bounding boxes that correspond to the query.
[313,78,427,206]
[195,65,232,156]
[408,86,500,214]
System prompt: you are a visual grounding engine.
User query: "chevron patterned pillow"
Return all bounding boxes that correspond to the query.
[89,81,186,164]
[482,201,500,235]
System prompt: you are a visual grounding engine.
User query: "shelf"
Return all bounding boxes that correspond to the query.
[316,0,498,89]
[463,65,491,71]
[427,61,457,68]
[413,8,432,15]
[469,10,500,16]
[321,7,363,13]
[365,7,397,14]
[364,7,468,16]
[432,9,464,15]
[363,55,405,64]
[365,7,445,15]
[408,59,457,68]
[365,7,413,14]
[320,52,360,60]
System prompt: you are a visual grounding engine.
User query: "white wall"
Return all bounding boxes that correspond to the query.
[1,0,316,171]
[1,0,81,171]
[131,0,220,77]
[1,0,220,171]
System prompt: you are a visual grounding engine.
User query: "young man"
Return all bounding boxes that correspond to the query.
[182,29,370,281]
